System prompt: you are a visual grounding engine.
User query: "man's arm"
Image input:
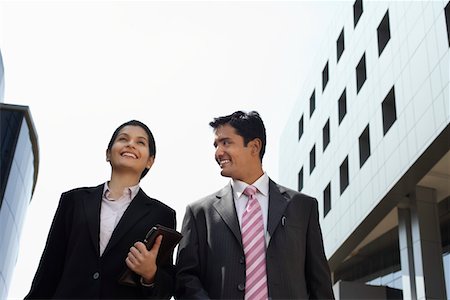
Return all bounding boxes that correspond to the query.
[175,205,210,299]
[305,198,335,299]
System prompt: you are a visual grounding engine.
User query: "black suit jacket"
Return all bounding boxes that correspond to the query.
[175,179,334,299]
[25,184,176,299]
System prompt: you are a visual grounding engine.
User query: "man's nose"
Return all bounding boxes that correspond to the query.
[215,145,224,157]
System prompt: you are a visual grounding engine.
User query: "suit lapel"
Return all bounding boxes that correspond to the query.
[102,189,153,255]
[212,183,242,246]
[83,184,104,257]
[267,179,289,238]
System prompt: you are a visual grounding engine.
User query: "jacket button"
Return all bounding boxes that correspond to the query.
[237,283,245,291]
[93,272,100,279]
[239,256,245,264]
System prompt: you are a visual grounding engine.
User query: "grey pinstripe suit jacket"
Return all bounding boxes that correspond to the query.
[175,179,334,299]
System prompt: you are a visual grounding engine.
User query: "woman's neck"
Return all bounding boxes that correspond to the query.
[108,172,140,197]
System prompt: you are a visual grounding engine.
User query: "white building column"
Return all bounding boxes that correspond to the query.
[398,186,446,300]
[398,203,417,300]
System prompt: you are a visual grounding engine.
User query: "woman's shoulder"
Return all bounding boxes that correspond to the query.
[61,183,104,198]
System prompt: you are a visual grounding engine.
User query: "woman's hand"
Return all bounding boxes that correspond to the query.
[125,235,163,284]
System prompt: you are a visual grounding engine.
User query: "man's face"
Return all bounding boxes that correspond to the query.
[213,124,255,182]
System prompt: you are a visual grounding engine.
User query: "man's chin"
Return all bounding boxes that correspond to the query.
[220,170,232,178]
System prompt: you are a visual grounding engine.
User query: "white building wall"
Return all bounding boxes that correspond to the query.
[279,1,449,258]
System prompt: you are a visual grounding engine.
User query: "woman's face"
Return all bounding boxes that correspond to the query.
[107,125,154,176]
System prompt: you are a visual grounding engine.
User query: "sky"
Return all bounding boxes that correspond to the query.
[0,1,344,298]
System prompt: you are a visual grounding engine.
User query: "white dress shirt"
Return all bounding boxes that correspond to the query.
[231,172,270,244]
[99,182,140,256]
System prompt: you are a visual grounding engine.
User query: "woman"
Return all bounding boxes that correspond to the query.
[26,120,176,299]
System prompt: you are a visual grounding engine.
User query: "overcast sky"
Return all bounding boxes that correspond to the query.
[0,1,343,298]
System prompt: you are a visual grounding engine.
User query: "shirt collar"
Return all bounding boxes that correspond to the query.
[103,181,140,200]
[231,172,269,199]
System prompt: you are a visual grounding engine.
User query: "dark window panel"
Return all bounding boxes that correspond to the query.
[310,90,316,117]
[377,10,391,56]
[445,1,450,47]
[323,119,330,152]
[354,0,363,27]
[338,88,347,124]
[298,167,304,192]
[310,145,316,174]
[340,156,349,194]
[322,61,329,92]
[359,124,371,167]
[382,86,397,135]
[298,115,304,141]
[337,28,345,62]
[324,182,331,217]
[356,53,367,93]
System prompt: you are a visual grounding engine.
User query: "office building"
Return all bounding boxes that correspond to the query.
[280,1,450,299]
[0,50,39,299]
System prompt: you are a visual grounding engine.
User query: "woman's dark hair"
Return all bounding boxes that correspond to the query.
[107,120,156,179]
[209,111,266,160]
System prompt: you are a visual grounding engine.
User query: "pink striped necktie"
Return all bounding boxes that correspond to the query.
[242,185,268,300]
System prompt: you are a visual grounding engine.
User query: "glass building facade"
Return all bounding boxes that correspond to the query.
[0,50,39,299]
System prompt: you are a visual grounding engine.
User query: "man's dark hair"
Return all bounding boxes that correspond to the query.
[209,111,266,160]
[107,120,156,179]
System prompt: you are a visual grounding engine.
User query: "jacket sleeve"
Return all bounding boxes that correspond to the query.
[305,198,335,299]
[25,192,71,299]
[142,209,177,299]
[175,205,210,299]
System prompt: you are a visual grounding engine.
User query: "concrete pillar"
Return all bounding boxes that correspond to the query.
[398,186,446,300]
[398,205,417,300]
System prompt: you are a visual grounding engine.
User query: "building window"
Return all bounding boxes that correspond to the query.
[298,115,304,141]
[382,86,397,135]
[356,53,367,94]
[353,0,363,27]
[338,88,347,124]
[324,182,331,217]
[323,119,330,152]
[310,145,316,174]
[445,1,450,47]
[337,28,345,62]
[310,90,316,117]
[322,61,329,92]
[340,156,349,194]
[377,10,391,56]
[298,167,304,192]
[359,124,371,167]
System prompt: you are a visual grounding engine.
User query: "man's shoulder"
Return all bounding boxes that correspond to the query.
[188,184,231,210]
[272,181,317,203]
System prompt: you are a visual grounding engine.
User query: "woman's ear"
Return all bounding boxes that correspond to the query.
[106,149,111,162]
[146,156,155,169]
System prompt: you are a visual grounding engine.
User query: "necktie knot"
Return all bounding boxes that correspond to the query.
[243,185,257,197]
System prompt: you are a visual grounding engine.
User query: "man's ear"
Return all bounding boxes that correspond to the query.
[106,149,111,162]
[146,156,155,169]
[249,138,262,157]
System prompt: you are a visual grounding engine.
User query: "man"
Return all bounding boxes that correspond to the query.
[176,111,334,299]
